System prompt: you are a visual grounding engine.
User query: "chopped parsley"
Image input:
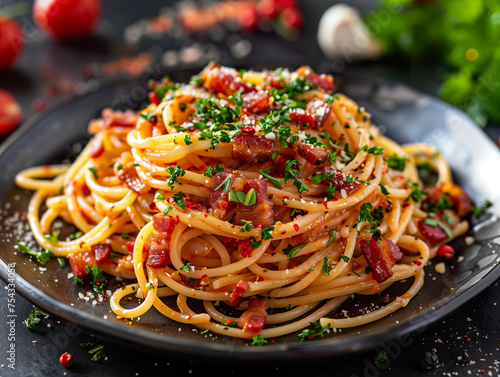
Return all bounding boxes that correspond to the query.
[202,165,224,177]
[283,243,306,258]
[298,321,331,341]
[180,261,192,273]
[386,154,408,171]
[251,335,268,346]
[165,165,186,190]
[43,231,58,242]
[404,183,428,203]
[25,307,45,329]
[340,255,351,263]
[259,169,283,189]
[322,256,332,276]
[17,243,53,265]
[88,167,98,180]
[294,179,310,194]
[327,226,337,246]
[173,191,186,210]
[228,189,256,207]
[240,220,254,232]
[261,226,274,241]
[215,177,231,193]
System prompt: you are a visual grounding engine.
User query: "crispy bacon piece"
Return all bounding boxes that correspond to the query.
[307,72,334,92]
[88,108,139,135]
[289,112,315,128]
[91,244,111,264]
[241,91,271,114]
[361,238,403,283]
[231,134,274,164]
[145,214,179,269]
[230,280,248,307]
[117,162,150,195]
[68,244,112,278]
[305,99,331,129]
[234,178,275,227]
[203,65,255,96]
[294,143,328,165]
[238,297,268,335]
[314,166,361,197]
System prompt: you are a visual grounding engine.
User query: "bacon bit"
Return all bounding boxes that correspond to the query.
[241,91,271,114]
[230,280,248,306]
[117,162,151,195]
[289,112,315,128]
[68,250,97,278]
[91,244,111,264]
[294,143,328,165]
[203,64,256,96]
[307,72,334,92]
[222,237,238,248]
[148,201,159,212]
[146,214,179,268]
[361,238,402,283]
[185,199,203,211]
[238,297,269,335]
[232,134,274,164]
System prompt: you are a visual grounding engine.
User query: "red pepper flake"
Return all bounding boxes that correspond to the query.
[481,370,486,374]
[227,319,234,325]
[339,136,344,141]
[187,313,194,320]
[293,224,300,232]
[282,196,289,199]
[415,260,422,266]
[18,211,25,217]
[467,337,471,342]
[149,202,158,211]
[323,201,328,209]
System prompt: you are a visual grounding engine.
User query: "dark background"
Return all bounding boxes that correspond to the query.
[1,0,500,376]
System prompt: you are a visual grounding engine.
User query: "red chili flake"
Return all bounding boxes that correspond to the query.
[187,313,194,320]
[238,240,253,257]
[149,202,158,211]
[149,91,159,105]
[323,201,328,209]
[59,353,73,367]
[338,136,344,141]
[481,370,486,374]
[293,224,300,232]
[308,334,315,339]
[282,196,289,199]
[95,281,101,285]
[227,319,234,325]
[18,211,25,217]
[467,338,471,342]
[415,260,422,266]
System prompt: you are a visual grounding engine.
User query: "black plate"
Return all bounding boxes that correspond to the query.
[1,71,500,362]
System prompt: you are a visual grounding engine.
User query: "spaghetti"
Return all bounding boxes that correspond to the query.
[15,64,473,340]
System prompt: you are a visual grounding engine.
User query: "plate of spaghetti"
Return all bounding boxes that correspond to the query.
[1,64,500,360]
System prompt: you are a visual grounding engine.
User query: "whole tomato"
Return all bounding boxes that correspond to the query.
[0,16,24,71]
[0,90,23,135]
[33,0,102,41]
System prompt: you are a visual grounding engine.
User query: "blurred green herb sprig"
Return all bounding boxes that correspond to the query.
[366,0,500,126]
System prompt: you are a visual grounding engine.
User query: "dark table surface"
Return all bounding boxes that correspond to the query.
[1,1,500,376]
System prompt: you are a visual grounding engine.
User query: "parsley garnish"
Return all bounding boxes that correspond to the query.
[85,263,106,293]
[154,192,165,200]
[259,169,283,189]
[88,167,98,180]
[327,226,337,246]
[404,183,428,203]
[180,261,192,273]
[164,206,174,215]
[298,321,331,341]
[283,243,306,258]
[284,160,300,183]
[17,243,53,265]
[202,165,224,177]
[88,344,107,362]
[340,255,351,263]
[228,189,256,207]
[43,231,58,242]
[261,226,274,241]
[375,348,388,363]
[379,184,390,196]
[251,335,268,346]
[173,192,186,210]
[386,154,407,171]
[215,177,231,193]
[165,165,186,190]
[240,220,254,232]
[293,179,310,194]
[322,256,332,276]
[25,307,45,329]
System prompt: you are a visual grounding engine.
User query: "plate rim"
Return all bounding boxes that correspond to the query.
[1,73,500,361]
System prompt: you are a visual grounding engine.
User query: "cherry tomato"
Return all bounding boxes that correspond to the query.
[59,352,73,367]
[238,5,259,33]
[0,90,23,135]
[280,7,303,29]
[33,0,102,41]
[0,16,24,71]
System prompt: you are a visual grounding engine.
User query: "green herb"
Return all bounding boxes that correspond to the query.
[25,307,45,329]
[365,266,372,274]
[215,177,231,193]
[164,206,175,215]
[284,160,300,183]
[240,220,254,232]
[359,145,384,155]
[298,321,331,341]
[184,134,192,145]
[358,203,374,224]
[427,196,452,214]
[88,344,106,362]
[154,192,165,200]
[286,304,293,310]
[375,348,387,363]
[324,183,336,200]
[17,243,53,265]
[251,335,268,346]
[283,243,306,258]
[68,231,83,241]
[249,240,262,249]
[379,184,390,196]
[293,179,310,194]
[261,226,274,241]
[43,231,58,242]
[180,261,192,273]
[165,165,186,190]
[88,167,98,180]
[327,226,337,246]
[121,233,129,239]
[85,263,106,293]
[172,192,186,210]
[312,171,336,185]
[259,169,283,189]
[74,277,83,284]
[228,189,257,207]
[202,165,224,177]
[190,74,203,85]
[56,257,66,268]
[424,218,453,238]
[340,255,351,263]
[404,183,428,203]
[322,256,332,276]
[386,154,407,171]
